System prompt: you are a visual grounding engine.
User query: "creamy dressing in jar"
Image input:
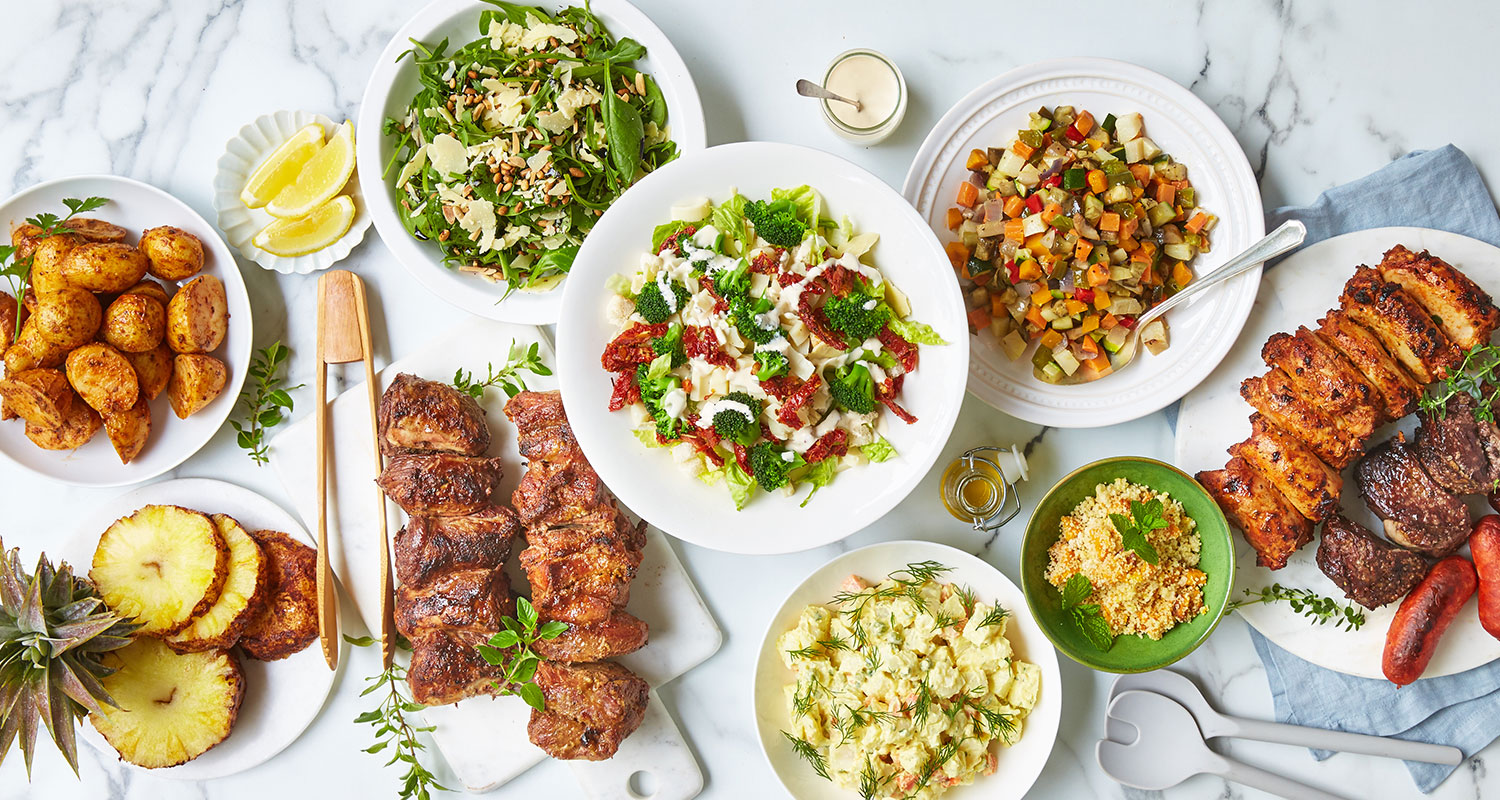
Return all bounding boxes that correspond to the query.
[819,49,906,143]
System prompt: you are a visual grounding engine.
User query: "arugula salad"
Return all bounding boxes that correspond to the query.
[600,186,946,509]
[384,0,677,294]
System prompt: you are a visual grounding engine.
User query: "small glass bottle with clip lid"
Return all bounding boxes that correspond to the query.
[940,445,1030,531]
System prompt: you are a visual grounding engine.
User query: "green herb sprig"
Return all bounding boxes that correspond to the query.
[0,196,109,341]
[474,597,568,710]
[1419,343,1500,421]
[346,635,447,800]
[830,560,954,649]
[231,341,302,465]
[451,340,552,399]
[1062,573,1114,650]
[1110,498,1165,565]
[1229,584,1366,631]
[781,731,830,780]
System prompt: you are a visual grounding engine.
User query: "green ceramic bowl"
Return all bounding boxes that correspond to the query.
[1021,456,1234,673]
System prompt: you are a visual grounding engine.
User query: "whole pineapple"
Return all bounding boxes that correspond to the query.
[0,539,139,776]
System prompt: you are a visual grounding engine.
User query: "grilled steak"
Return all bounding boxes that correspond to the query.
[1316,515,1431,609]
[1356,434,1470,557]
[1415,393,1500,495]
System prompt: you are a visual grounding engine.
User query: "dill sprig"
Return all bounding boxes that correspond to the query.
[347,635,447,800]
[1230,583,1365,631]
[859,756,891,800]
[962,688,1018,741]
[782,731,830,780]
[451,339,552,399]
[1419,343,1500,422]
[976,604,1011,629]
[231,341,301,465]
[902,738,964,799]
[953,584,978,616]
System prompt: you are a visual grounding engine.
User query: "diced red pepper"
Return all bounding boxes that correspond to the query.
[1063,124,1084,143]
[1073,287,1095,304]
[601,322,668,372]
[805,429,850,463]
[878,326,918,372]
[777,373,823,427]
[1041,173,1063,189]
[1118,316,1138,329]
[1024,194,1043,215]
[1005,260,1020,284]
[608,371,639,411]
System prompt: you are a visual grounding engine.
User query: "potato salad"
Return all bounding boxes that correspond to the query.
[600,186,944,509]
[777,564,1040,800]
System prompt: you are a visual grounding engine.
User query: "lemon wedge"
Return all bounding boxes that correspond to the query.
[239,123,325,209]
[252,195,356,256]
[266,121,355,219]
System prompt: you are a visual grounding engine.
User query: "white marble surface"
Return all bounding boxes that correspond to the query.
[2,1,1498,798]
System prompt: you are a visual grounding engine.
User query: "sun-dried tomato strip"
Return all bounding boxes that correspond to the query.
[877,375,917,424]
[601,322,668,372]
[805,429,849,463]
[820,264,858,297]
[608,371,639,412]
[684,325,736,370]
[750,248,783,274]
[760,375,799,400]
[777,373,822,427]
[679,426,725,467]
[797,294,847,351]
[732,442,753,475]
[661,224,697,256]
[878,326,918,372]
[777,270,802,288]
[701,280,731,314]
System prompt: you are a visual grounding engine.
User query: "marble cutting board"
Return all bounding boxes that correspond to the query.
[268,317,721,798]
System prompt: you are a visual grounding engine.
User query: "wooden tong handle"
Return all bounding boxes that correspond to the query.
[351,278,395,669]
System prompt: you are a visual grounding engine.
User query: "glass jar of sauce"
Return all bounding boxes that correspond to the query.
[941,445,1030,531]
[819,49,907,144]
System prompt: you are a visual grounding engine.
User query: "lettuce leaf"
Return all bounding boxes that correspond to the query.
[771,185,821,228]
[725,463,756,510]
[711,192,748,251]
[798,459,839,507]
[888,316,949,346]
[651,220,692,253]
[863,436,898,463]
[605,272,634,297]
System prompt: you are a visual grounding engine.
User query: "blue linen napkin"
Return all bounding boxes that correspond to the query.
[1250,144,1500,793]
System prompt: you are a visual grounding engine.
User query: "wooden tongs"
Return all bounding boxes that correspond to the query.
[315,270,394,670]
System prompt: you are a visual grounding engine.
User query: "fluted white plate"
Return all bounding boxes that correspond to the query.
[903,58,1264,428]
[213,110,372,274]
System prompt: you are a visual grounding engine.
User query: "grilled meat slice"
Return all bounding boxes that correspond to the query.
[1356,434,1470,557]
[377,454,503,516]
[1340,267,1460,383]
[512,459,613,527]
[1415,393,1500,495]
[527,660,649,760]
[394,506,518,587]
[1317,514,1432,609]
[1240,369,1360,468]
[1198,457,1314,569]
[521,526,646,625]
[1377,245,1500,351]
[406,629,503,706]
[1262,327,1383,423]
[378,373,492,456]
[394,567,513,637]
[534,609,649,663]
[1228,414,1342,522]
[1317,309,1422,420]
[505,389,581,464]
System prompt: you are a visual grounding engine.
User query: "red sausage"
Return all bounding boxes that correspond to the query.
[1470,515,1500,641]
[1383,555,1477,686]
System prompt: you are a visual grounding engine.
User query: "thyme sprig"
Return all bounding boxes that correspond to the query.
[347,635,447,800]
[451,339,552,399]
[1419,343,1500,421]
[0,196,109,341]
[231,341,301,465]
[1230,583,1366,631]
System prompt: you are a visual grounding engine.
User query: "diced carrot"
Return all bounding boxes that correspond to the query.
[1004,219,1026,242]
[1086,262,1110,287]
[945,208,964,231]
[1040,203,1062,224]
[1074,240,1093,261]
[1039,329,1064,350]
[1030,288,1054,307]
[1074,110,1095,136]
[1099,212,1120,232]
[1127,163,1150,182]
[1185,212,1210,233]
[1172,261,1193,288]
[1003,195,1026,218]
[1154,183,1176,204]
[956,181,980,208]
[1017,259,1042,280]
[1141,264,1159,286]
[1101,312,1118,328]
[1094,290,1113,310]
[1086,169,1107,194]
[1011,140,1036,160]
[990,293,1008,317]
[965,149,989,171]
[973,270,993,286]
[1079,314,1099,334]
[1025,304,1047,330]
[1119,235,1138,252]
[945,241,970,271]
[1119,216,1139,239]
[1132,184,1145,199]
[1136,240,1157,260]
[1064,298,1087,315]
[1130,247,1152,264]
[967,306,992,329]
[1085,353,1112,374]
[1079,335,1099,357]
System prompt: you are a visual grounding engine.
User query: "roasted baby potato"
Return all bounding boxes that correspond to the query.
[4,320,70,373]
[66,343,139,415]
[140,226,205,281]
[121,278,171,307]
[101,293,165,353]
[167,354,227,419]
[10,222,43,261]
[67,218,128,244]
[124,343,173,401]
[29,233,83,295]
[25,399,102,450]
[102,397,152,464]
[61,242,149,293]
[32,286,102,349]
[0,291,23,353]
[165,275,227,354]
[0,368,74,428]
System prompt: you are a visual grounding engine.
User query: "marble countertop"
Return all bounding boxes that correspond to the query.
[3,1,1498,798]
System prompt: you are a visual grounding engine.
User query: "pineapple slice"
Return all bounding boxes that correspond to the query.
[166,515,269,653]
[90,638,244,768]
[91,505,228,636]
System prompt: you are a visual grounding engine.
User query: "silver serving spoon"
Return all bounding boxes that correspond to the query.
[796,79,861,111]
[1099,691,1347,800]
[1035,218,1307,385]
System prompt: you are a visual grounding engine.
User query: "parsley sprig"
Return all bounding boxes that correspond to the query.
[231,341,302,465]
[451,340,552,399]
[1229,584,1366,631]
[1110,498,1165,565]
[474,597,568,710]
[1061,573,1114,650]
[346,635,447,800]
[0,196,109,341]
[1419,343,1500,422]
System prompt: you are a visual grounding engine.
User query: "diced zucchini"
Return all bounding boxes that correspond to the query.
[1052,348,1081,375]
[1158,161,1188,182]
[1148,202,1178,228]
[1110,297,1143,316]
[1103,325,1129,353]
[1083,194,1104,222]
[1114,113,1144,142]
[1038,362,1063,383]
[1103,183,1133,204]
[1000,329,1028,361]
[1050,316,1074,331]
[1030,345,1055,369]
[986,169,1014,191]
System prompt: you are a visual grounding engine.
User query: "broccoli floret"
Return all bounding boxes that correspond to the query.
[822,291,890,343]
[754,350,788,381]
[652,323,686,367]
[635,280,691,325]
[748,441,798,492]
[711,391,763,445]
[635,361,682,440]
[744,199,809,249]
[828,362,876,414]
[713,257,751,299]
[732,295,780,345]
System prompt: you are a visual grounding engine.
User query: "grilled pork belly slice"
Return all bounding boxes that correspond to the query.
[1228,414,1342,522]
[1377,245,1500,351]
[1262,327,1383,423]
[393,506,518,587]
[377,454,503,516]
[406,629,503,706]
[1317,309,1422,420]
[1240,368,1361,469]
[534,609,649,663]
[1317,514,1432,609]
[1198,456,1314,569]
[1415,393,1500,495]
[505,389,581,463]
[1340,267,1460,384]
[394,567,514,637]
[527,660,649,761]
[1356,434,1470,558]
[378,372,492,456]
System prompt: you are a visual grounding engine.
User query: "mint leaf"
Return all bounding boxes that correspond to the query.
[1072,605,1115,650]
[1061,573,1092,608]
[1112,503,1161,565]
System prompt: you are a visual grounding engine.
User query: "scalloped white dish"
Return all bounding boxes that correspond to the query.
[903,58,1263,428]
[213,110,371,274]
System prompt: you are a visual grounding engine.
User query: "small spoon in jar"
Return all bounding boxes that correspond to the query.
[796,79,862,111]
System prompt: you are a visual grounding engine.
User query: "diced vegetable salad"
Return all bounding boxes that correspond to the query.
[384,1,677,295]
[945,105,1217,382]
[600,186,946,509]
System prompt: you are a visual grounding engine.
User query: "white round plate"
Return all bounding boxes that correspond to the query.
[0,175,252,487]
[555,142,970,555]
[213,110,372,274]
[356,0,707,324]
[1176,227,1500,679]
[753,541,1062,800]
[59,478,337,780]
[902,58,1264,428]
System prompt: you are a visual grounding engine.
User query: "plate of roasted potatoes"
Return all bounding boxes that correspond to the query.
[0,175,251,485]
[60,478,334,779]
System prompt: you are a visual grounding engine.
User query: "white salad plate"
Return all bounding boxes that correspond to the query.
[1176,226,1500,679]
[555,142,970,555]
[902,57,1264,428]
[0,175,252,487]
[58,478,338,780]
[213,109,372,274]
[753,540,1062,800]
[356,0,707,325]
